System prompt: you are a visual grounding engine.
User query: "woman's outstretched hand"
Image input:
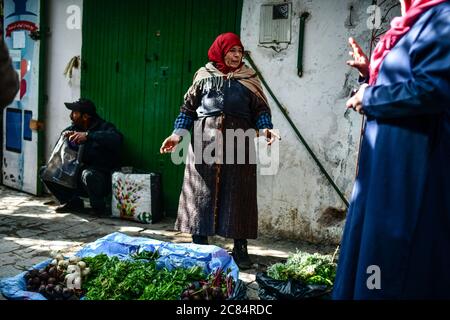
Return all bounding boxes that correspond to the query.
[160,134,182,154]
[347,37,370,79]
[262,129,281,146]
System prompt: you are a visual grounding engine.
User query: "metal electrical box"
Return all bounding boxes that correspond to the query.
[259,2,292,44]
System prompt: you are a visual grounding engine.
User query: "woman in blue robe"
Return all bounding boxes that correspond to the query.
[334,0,450,299]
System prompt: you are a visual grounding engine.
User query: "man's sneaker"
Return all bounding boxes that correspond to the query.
[55,198,84,213]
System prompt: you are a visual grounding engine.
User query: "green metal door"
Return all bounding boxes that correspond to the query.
[81,0,243,216]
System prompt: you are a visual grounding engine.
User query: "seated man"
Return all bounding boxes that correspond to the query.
[43,98,123,215]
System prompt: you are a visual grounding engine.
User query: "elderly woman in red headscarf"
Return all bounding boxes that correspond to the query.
[334,0,450,299]
[160,33,279,269]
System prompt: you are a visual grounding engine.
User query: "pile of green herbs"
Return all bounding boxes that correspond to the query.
[267,251,337,286]
[81,252,206,300]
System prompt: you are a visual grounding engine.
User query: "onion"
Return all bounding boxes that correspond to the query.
[77,261,87,270]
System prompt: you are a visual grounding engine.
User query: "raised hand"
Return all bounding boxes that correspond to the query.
[347,37,370,79]
[262,129,281,146]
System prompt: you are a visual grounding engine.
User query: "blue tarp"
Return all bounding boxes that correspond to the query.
[0,232,239,300]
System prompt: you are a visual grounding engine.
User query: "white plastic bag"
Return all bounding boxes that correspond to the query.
[40,134,84,189]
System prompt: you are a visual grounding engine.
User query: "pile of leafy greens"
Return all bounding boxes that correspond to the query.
[267,251,337,286]
[81,253,206,300]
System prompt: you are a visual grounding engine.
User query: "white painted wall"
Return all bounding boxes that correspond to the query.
[242,0,400,243]
[44,0,82,159]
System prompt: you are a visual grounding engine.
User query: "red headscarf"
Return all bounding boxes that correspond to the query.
[208,32,244,74]
[369,0,447,85]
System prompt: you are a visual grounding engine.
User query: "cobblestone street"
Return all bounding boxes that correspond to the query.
[0,185,335,300]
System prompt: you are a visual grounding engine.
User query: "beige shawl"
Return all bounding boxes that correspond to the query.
[185,62,269,107]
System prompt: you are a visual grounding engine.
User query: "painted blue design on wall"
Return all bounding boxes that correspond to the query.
[24,110,32,141]
[6,0,37,18]
[3,0,40,194]
[6,108,23,153]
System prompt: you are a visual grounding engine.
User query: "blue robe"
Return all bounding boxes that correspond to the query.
[333,2,450,299]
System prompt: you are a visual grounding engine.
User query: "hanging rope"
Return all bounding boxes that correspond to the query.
[63,56,81,79]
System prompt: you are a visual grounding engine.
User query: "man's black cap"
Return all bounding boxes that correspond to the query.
[64,98,97,116]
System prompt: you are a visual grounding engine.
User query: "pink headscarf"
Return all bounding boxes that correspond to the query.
[369,0,447,85]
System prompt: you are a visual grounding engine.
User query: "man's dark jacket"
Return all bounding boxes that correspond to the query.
[65,117,123,173]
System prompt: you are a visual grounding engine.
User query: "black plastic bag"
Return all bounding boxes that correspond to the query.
[228,279,248,300]
[256,272,332,300]
[40,134,84,189]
